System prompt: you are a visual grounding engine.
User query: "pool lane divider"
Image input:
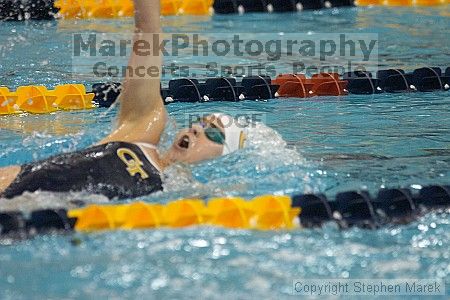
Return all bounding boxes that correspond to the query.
[0,0,351,20]
[1,67,448,115]
[94,67,450,107]
[2,0,446,20]
[0,185,449,237]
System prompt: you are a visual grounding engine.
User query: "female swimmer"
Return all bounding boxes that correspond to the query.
[0,0,247,200]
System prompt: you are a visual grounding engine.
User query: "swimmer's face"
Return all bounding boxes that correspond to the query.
[167,115,224,163]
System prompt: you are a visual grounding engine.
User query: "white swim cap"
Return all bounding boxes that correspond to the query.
[212,113,248,155]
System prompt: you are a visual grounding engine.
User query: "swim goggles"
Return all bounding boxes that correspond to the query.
[190,118,226,145]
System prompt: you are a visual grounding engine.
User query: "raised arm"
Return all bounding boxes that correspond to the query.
[101,0,167,145]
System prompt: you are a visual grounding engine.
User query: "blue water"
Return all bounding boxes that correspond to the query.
[1,6,449,299]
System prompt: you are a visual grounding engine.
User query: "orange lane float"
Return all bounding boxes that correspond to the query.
[273,72,348,98]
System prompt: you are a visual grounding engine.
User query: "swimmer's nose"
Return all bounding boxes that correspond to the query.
[189,124,203,136]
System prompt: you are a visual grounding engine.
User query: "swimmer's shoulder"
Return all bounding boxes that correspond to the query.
[97,140,166,172]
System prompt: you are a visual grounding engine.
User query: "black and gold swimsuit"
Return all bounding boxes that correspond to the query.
[0,142,163,200]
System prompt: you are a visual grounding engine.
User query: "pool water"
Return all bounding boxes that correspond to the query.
[1,6,449,299]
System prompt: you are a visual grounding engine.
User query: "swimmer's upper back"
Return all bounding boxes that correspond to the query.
[0,142,163,200]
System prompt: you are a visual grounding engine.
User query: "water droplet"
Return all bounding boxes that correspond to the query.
[189,239,209,248]
[418,224,428,232]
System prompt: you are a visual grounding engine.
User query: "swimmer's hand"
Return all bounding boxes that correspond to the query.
[101,0,167,146]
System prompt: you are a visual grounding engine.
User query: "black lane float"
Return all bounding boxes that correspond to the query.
[213,0,355,14]
[0,0,58,21]
[293,185,450,229]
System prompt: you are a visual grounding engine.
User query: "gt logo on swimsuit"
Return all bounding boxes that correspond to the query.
[117,148,149,179]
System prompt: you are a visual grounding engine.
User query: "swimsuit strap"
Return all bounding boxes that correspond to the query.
[136,142,158,150]
[135,142,163,173]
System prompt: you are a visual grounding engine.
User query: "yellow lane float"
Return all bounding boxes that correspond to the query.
[54,0,214,19]
[0,87,19,115]
[0,84,95,115]
[68,195,302,232]
[16,86,58,114]
[49,84,95,111]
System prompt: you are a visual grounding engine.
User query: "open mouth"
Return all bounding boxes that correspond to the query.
[178,135,190,149]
